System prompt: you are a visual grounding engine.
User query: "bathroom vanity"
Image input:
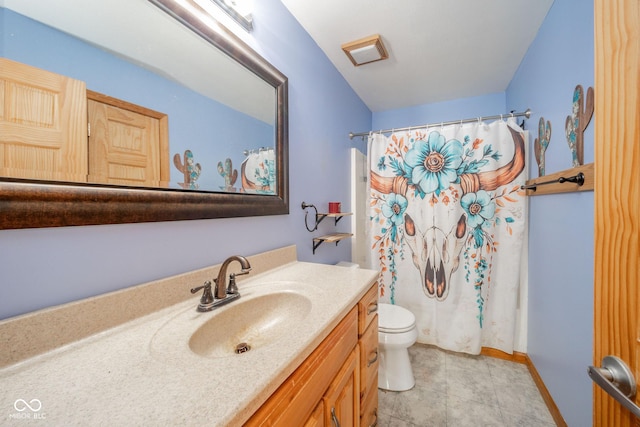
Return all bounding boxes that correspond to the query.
[248,280,379,426]
[0,246,378,426]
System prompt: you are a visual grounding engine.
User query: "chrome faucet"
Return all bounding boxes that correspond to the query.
[190,255,251,312]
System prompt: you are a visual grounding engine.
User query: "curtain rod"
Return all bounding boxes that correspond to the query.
[349,108,531,140]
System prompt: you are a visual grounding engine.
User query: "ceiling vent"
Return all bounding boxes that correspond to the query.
[341,34,388,67]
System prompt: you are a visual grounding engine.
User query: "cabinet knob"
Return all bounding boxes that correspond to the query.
[367,302,378,314]
[367,348,379,367]
[369,408,378,427]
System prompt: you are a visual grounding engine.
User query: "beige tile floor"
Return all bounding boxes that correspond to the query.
[377,344,557,426]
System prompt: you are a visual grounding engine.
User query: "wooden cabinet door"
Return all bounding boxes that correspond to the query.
[359,316,379,406]
[87,91,169,187]
[304,401,326,427]
[0,58,87,182]
[360,377,379,427]
[323,349,360,427]
[358,284,378,334]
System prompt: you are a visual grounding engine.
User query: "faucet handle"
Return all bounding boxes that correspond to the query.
[190,281,214,306]
[227,274,239,294]
[227,268,251,295]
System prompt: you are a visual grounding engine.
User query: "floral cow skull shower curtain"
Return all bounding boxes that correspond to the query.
[367,119,527,354]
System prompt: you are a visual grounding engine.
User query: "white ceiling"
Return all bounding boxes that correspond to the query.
[280,0,554,112]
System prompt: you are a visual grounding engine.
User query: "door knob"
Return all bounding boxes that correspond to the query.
[588,355,640,418]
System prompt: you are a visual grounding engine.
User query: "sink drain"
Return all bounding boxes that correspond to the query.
[235,342,251,354]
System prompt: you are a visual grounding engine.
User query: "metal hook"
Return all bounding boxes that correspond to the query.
[521,172,585,191]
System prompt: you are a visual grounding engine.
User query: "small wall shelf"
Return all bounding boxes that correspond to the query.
[313,233,354,254]
[523,163,594,196]
[301,202,354,254]
[315,212,353,227]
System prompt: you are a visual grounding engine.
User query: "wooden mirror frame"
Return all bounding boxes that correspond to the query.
[0,0,289,230]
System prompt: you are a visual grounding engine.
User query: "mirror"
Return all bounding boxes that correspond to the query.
[0,0,289,229]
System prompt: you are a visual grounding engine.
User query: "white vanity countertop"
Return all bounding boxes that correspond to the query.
[0,261,377,426]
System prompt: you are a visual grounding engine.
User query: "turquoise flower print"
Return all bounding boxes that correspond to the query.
[404,132,463,195]
[381,193,407,243]
[461,190,495,228]
[381,193,408,226]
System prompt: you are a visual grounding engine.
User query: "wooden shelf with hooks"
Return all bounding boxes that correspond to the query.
[524,163,594,196]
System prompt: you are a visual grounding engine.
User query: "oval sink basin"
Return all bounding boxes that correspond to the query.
[188,291,312,358]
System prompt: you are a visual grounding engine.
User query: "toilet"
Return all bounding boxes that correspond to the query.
[377,303,418,391]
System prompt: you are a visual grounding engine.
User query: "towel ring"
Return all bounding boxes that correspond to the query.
[301,202,318,232]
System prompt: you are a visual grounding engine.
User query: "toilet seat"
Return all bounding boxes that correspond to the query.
[378,303,416,334]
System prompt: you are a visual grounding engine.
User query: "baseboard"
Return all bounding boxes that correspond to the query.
[480,347,529,364]
[480,347,568,427]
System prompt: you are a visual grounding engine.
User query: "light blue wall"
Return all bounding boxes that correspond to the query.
[0,0,371,320]
[507,0,594,425]
[372,92,506,132]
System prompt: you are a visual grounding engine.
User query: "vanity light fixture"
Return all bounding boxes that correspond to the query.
[342,34,389,67]
[209,0,253,32]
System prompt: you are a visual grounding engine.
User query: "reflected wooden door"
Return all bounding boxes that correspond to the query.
[593,0,640,425]
[0,58,87,182]
[87,91,169,187]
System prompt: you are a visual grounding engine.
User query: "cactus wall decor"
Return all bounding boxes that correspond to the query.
[565,85,594,167]
[217,158,238,192]
[534,117,551,177]
[173,149,201,189]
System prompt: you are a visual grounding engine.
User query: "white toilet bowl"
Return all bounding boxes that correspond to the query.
[378,303,418,391]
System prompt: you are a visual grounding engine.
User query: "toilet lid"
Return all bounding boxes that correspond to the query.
[378,303,416,333]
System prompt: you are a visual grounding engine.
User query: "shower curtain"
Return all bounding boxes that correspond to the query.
[367,119,527,355]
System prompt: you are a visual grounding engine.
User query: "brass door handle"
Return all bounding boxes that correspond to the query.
[588,355,640,418]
